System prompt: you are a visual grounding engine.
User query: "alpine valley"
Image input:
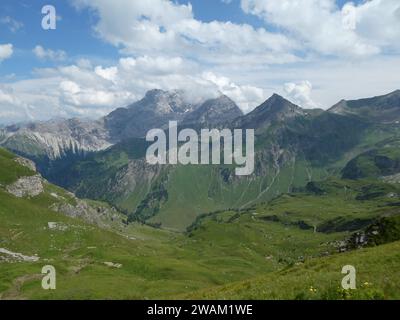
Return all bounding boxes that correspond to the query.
[1,89,400,299]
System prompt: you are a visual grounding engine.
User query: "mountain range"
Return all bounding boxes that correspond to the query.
[2,88,400,299]
[2,89,400,230]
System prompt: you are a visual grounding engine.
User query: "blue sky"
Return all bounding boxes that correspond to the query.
[0,0,365,76]
[0,0,399,124]
[0,0,119,77]
[0,0,270,77]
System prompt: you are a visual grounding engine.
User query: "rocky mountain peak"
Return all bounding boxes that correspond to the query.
[232,93,304,130]
[249,93,303,119]
[260,93,299,110]
[131,89,193,115]
[183,94,243,126]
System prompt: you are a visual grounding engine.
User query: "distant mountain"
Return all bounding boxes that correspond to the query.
[0,90,242,161]
[183,95,243,127]
[232,94,306,131]
[3,89,400,230]
[105,89,196,140]
[329,90,400,123]
[0,118,111,160]
[44,93,372,230]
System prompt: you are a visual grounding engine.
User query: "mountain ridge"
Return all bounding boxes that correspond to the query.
[3,89,400,230]
[0,90,246,160]
[329,90,400,123]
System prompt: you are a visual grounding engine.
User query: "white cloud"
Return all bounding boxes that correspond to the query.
[1,0,400,124]
[33,45,67,62]
[202,72,265,113]
[0,85,34,122]
[241,0,400,57]
[283,81,320,109]
[0,55,267,124]
[71,0,297,65]
[0,44,13,62]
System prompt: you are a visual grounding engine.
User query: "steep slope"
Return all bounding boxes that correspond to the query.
[1,118,111,160]
[232,93,306,131]
[0,148,123,228]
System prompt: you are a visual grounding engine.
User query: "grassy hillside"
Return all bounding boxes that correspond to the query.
[184,240,400,300]
[2,147,400,299]
[0,148,35,185]
[343,143,400,180]
[0,148,333,299]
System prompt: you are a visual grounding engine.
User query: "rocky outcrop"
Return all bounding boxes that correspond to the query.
[49,199,121,228]
[14,157,36,172]
[6,175,44,198]
[381,173,400,184]
[111,159,163,198]
[341,215,400,251]
[0,248,40,262]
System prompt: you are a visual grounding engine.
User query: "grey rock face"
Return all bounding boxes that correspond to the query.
[381,173,400,184]
[110,159,163,199]
[6,175,44,198]
[105,89,196,140]
[2,118,112,160]
[0,90,245,162]
[14,157,37,172]
[49,199,121,228]
[183,95,243,127]
[0,248,40,262]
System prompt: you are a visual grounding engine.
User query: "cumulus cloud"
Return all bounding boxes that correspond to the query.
[33,45,67,62]
[202,72,265,113]
[1,0,400,124]
[71,0,297,65]
[0,55,267,124]
[0,44,13,62]
[241,0,400,57]
[283,81,321,109]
